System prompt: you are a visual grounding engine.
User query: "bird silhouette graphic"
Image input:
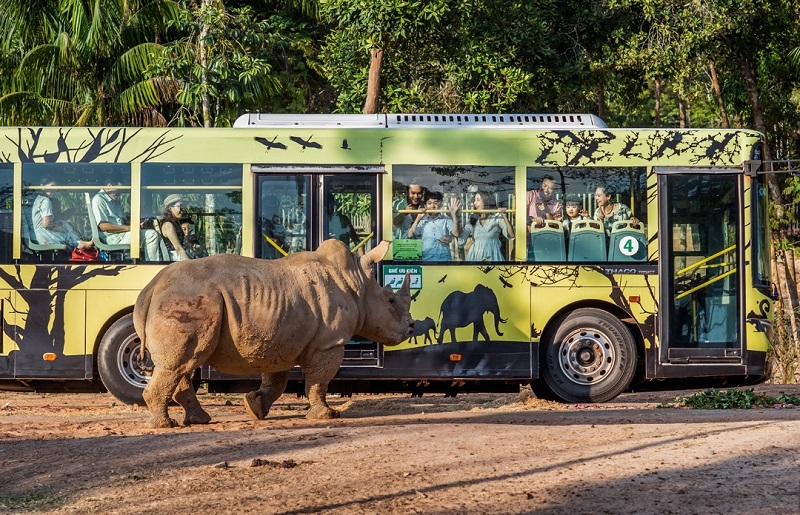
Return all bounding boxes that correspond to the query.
[289,135,323,150]
[254,136,287,151]
[438,275,447,283]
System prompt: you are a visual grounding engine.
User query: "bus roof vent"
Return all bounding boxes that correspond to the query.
[388,113,607,129]
[234,113,387,128]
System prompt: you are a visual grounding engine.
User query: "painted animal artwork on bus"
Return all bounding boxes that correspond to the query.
[437,284,507,344]
[410,317,436,345]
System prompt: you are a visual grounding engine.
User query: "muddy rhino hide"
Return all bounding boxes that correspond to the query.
[133,239,413,428]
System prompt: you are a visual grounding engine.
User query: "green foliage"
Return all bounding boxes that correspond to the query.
[0,0,183,126]
[673,388,800,409]
[320,0,560,113]
[147,2,288,127]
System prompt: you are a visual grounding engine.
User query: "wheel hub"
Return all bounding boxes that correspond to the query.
[559,329,615,385]
[115,333,152,389]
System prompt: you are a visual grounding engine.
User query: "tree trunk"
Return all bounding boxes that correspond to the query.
[653,78,662,128]
[596,75,607,120]
[199,0,213,128]
[708,60,730,129]
[363,47,383,114]
[678,86,688,128]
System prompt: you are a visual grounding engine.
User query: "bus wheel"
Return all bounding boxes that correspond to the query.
[541,308,636,403]
[97,313,150,405]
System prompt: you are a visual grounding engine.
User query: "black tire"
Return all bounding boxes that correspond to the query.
[541,308,636,403]
[529,379,559,401]
[97,313,150,405]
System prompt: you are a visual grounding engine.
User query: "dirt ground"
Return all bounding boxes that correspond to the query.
[1,384,799,515]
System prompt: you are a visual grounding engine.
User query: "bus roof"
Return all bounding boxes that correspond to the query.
[233,113,608,129]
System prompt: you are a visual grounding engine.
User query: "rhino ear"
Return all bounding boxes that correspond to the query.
[360,240,390,274]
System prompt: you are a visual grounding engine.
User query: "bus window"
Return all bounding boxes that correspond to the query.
[526,167,648,263]
[142,164,243,261]
[324,176,377,256]
[257,175,310,259]
[392,165,516,261]
[21,163,131,263]
[0,164,11,263]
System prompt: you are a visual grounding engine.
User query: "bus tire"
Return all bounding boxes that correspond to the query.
[97,313,149,406]
[541,308,636,403]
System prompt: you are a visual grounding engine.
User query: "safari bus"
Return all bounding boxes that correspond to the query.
[0,113,776,405]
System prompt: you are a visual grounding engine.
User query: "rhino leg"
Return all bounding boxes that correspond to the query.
[303,346,345,420]
[174,374,211,426]
[244,371,289,420]
[143,368,183,428]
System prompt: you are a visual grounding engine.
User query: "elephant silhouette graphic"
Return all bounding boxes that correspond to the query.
[437,284,507,343]
[409,317,436,344]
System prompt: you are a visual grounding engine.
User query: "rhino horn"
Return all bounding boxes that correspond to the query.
[360,240,390,274]
[399,271,411,296]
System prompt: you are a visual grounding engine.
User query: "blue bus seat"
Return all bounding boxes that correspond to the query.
[21,201,69,260]
[608,220,647,261]
[568,220,606,262]
[529,220,565,261]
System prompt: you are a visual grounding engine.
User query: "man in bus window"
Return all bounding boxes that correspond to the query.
[526,175,562,230]
[91,181,162,260]
[407,190,462,261]
[392,181,426,239]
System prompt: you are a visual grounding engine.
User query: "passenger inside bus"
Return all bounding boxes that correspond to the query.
[392,181,426,239]
[593,185,639,236]
[460,190,515,261]
[562,195,589,236]
[180,218,208,258]
[159,194,194,261]
[407,190,462,261]
[526,175,562,231]
[92,180,162,260]
[32,176,95,251]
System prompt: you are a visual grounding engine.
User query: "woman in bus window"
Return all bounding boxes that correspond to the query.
[594,185,638,236]
[32,176,94,250]
[159,194,193,261]
[460,191,514,261]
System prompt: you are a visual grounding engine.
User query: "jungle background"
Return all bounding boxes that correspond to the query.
[2,0,800,381]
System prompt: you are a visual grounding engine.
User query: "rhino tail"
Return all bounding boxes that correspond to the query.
[133,281,156,355]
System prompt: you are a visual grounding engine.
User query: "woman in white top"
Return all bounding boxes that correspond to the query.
[461,191,515,261]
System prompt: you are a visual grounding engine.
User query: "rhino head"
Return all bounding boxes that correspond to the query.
[356,241,414,345]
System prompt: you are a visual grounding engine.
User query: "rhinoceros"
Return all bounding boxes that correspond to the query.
[133,239,413,428]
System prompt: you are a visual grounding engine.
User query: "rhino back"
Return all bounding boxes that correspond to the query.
[146,253,368,374]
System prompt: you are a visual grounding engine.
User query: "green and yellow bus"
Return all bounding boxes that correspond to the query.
[0,114,775,404]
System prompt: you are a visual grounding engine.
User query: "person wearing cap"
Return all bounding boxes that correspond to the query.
[159,194,194,261]
[92,180,162,260]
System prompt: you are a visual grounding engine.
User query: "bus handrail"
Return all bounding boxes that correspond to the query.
[262,234,288,256]
[675,268,737,300]
[675,244,736,276]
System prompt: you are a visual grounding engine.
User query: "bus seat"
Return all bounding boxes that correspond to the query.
[84,192,130,260]
[528,220,565,262]
[608,220,647,261]
[21,200,69,260]
[568,220,606,262]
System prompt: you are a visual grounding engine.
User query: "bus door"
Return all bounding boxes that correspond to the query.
[660,172,742,368]
[253,166,381,367]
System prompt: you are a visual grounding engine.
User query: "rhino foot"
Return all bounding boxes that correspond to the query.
[244,391,269,420]
[183,408,212,426]
[306,406,340,420]
[148,416,179,429]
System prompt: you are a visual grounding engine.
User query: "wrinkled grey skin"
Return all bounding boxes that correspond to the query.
[134,240,413,428]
